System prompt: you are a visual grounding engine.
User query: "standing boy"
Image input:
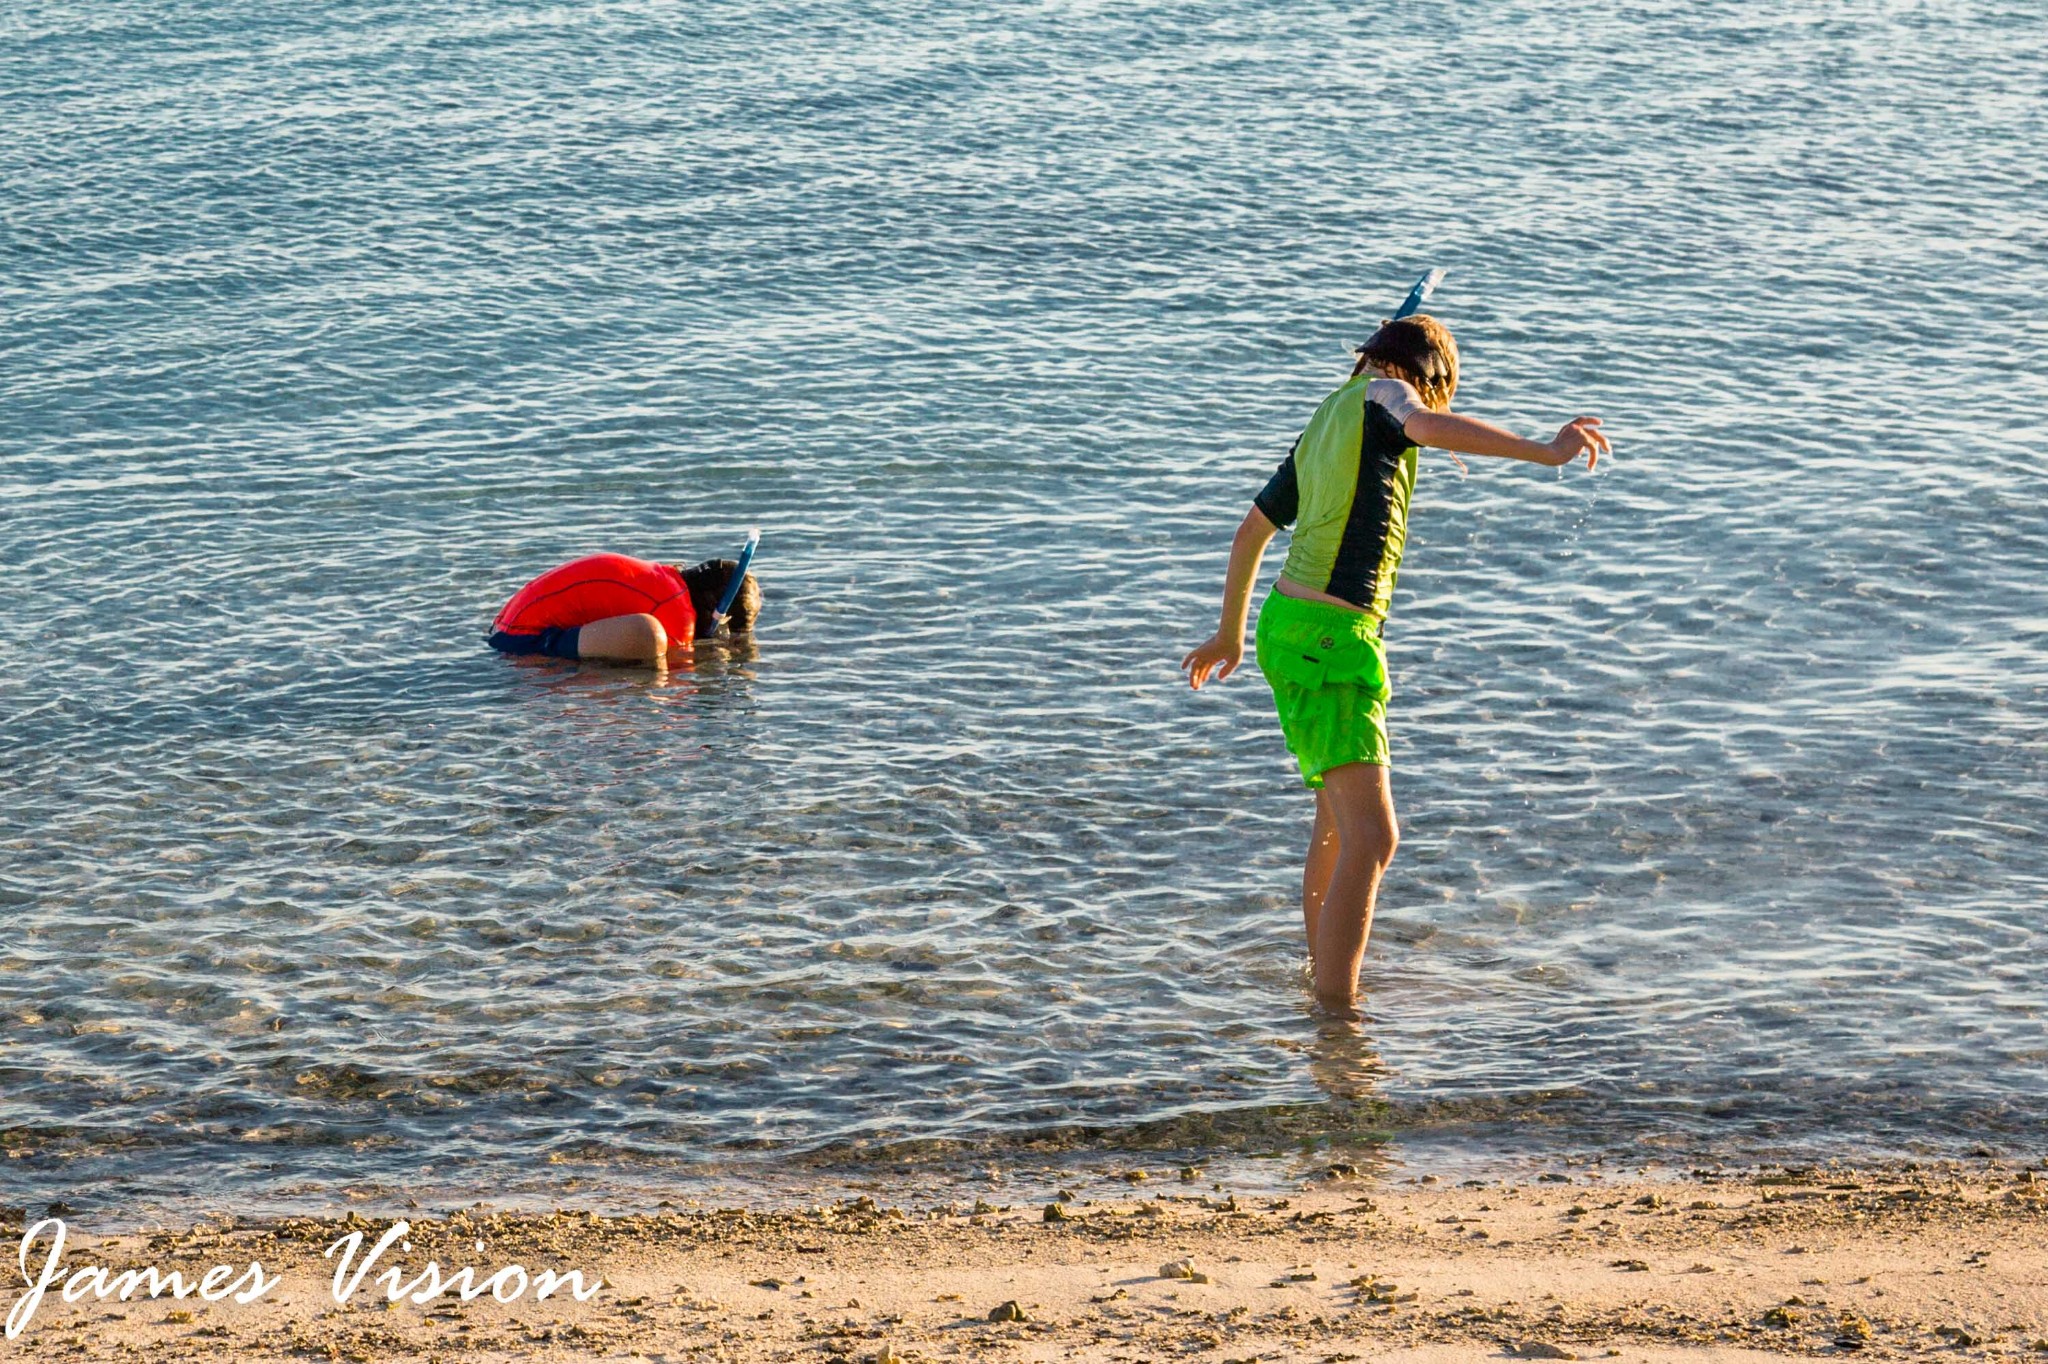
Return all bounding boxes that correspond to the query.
[1181,315,1607,1018]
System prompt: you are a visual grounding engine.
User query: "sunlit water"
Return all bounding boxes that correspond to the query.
[4,0,2046,1219]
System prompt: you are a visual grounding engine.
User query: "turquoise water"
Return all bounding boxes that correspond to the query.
[4,0,2046,1217]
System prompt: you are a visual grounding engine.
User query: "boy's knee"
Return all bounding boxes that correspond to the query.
[580,613,668,660]
[1334,808,1398,867]
[628,614,668,656]
[1363,819,1399,870]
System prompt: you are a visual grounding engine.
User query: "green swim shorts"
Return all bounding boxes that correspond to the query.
[1253,589,1391,787]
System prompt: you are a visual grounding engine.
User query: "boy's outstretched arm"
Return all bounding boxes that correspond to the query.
[1404,410,1609,470]
[1182,505,1279,690]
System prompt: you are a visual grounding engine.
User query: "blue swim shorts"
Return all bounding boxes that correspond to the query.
[487,627,582,660]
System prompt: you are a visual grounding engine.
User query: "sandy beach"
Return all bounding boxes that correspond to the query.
[9,1164,2042,1362]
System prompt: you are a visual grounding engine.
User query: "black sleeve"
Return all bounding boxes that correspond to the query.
[1253,443,1300,528]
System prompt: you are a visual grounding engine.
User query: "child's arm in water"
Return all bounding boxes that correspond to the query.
[1404,410,1609,470]
[1181,505,1279,690]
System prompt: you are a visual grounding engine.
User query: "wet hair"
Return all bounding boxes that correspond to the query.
[1351,314,1459,412]
[679,558,762,638]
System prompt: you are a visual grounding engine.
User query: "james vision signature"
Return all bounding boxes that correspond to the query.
[7,1217,602,1339]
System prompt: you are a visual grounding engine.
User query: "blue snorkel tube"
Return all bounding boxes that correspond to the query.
[1382,269,1462,473]
[1391,267,1446,322]
[711,528,759,632]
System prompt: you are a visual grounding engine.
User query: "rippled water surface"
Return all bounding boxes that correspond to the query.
[5,0,2046,1216]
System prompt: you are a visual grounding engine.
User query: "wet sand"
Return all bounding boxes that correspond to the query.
[8,1165,2044,1361]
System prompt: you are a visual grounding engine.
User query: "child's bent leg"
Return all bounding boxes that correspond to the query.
[577,613,671,664]
[1303,788,1340,950]
[1310,761,1399,1015]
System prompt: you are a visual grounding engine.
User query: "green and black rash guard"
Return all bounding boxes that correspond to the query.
[1254,373,1425,626]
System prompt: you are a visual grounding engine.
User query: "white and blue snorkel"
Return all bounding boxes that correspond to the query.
[1380,269,1464,473]
[1390,266,1446,322]
[711,528,759,633]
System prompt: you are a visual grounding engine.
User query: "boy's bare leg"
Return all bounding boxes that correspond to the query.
[1310,761,1398,1016]
[577,613,672,665]
[1302,789,1340,950]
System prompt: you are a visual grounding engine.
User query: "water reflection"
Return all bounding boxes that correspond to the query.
[1303,1013,1391,1108]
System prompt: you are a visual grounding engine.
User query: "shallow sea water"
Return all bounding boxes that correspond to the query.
[4,0,2046,1218]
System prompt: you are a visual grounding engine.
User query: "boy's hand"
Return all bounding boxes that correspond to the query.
[1544,416,1609,469]
[1181,633,1243,690]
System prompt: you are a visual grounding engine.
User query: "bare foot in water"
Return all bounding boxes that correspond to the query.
[1311,993,1364,1024]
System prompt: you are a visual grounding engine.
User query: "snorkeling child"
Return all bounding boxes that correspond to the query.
[1180,314,1607,1018]
[489,551,761,665]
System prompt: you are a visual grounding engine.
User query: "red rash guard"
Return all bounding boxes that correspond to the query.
[492,554,697,642]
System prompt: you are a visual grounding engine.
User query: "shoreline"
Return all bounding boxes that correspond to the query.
[8,1163,2043,1361]
[18,1107,2027,1237]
